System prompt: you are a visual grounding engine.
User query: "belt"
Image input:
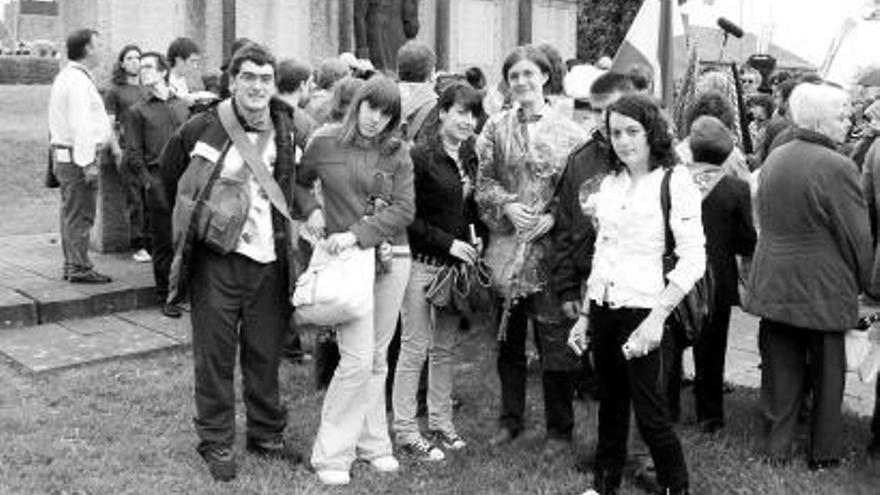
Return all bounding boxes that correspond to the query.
[413,252,452,267]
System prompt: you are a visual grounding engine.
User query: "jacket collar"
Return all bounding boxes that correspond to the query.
[793,127,838,151]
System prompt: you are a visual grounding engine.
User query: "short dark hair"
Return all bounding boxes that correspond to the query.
[229,43,277,79]
[139,51,168,72]
[536,43,566,96]
[685,91,736,133]
[605,94,677,172]
[340,75,402,152]
[397,41,436,83]
[328,76,366,122]
[464,66,486,90]
[627,64,653,92]
[437,82,483,116]
[501,45,552,84]
[747,93,775,118]
[590,71,635,97]
[689,116,733,166]
[166,37,200,66]
[277,59,311,94]
[316,58,350,90]
[66,28,97,61]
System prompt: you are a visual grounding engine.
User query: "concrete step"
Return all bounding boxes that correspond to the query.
[0,233,157,329]
[0,308,191,374]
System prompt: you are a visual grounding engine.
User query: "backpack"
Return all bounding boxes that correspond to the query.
[660,168,717,346]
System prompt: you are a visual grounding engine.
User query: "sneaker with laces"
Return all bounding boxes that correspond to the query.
[317,469,351,485]
[430,430,467,451]
[399,436,445,461]
[132,248,152,263]
[199,445,237,482]
[245,438,303,465]
[370,455,401,472]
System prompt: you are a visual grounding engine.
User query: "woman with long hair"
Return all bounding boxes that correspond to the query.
[301,75,415,486]
[570,94,705,495]
[475,45,588,454]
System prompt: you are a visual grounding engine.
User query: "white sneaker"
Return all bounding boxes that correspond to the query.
[370,455,400,472]
[580,490,600,495]
[132,249,152,263]
[400,436,446,461]
[316,469,350,485]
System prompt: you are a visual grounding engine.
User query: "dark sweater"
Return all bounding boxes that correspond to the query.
[701,174,756,306]
[124,93,189,184]
[745,128,874,330]
[408,136,485,264]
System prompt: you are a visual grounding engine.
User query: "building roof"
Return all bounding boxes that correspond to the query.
[686,24,816,70]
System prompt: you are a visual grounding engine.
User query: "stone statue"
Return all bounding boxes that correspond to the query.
[354,0,420,71]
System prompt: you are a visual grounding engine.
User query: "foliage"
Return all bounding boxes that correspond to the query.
[576,0,643,64]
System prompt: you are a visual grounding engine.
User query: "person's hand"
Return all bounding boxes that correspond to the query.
[83,162,99,185]
[622,309,667,360]
[449,239,478,265]
[304,208,326,240]
[521,214,554,242]
[503,202,538,232]
[561,300,582,320]
[325,231,357,255]
[568,316,590,356]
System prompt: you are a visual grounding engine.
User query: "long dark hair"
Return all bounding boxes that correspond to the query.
[339,75,402,154]
[605,94,677,173]
[111,44,141,85]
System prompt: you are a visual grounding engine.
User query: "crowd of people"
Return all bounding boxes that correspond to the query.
[45,26,880,494]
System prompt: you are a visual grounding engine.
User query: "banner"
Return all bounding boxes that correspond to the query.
[19,1,59,16]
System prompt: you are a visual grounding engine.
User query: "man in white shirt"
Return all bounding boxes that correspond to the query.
[48,28,113,283]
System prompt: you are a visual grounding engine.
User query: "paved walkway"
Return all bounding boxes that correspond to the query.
[0,232,875,417]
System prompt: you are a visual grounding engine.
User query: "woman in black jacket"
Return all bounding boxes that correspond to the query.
[391,83,485,460]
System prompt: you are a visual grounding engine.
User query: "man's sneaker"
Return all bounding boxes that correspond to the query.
[430,430,467,451]
[199,446,236,482]
[317,469,350,485]
[245,438,303,465]
[68,269,112,284]
[369,455,401,472]
[132,248,152,263]
[399,436,445,461]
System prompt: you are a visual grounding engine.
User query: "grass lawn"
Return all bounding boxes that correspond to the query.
[0,85,59,236]
[1,327,879,495]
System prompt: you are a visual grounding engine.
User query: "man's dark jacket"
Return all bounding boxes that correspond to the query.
[551,130,611,304]
[158,98,318,305]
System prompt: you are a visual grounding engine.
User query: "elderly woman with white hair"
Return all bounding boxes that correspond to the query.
[745,83,874,469]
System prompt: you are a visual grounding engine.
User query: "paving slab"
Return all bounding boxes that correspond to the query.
[116,308,192,344]
[0,316,182,373]
[0,287,38,329]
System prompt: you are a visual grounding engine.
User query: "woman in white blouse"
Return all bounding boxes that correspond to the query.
[570,94,705,495]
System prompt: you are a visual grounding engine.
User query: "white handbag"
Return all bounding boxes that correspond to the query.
[292,243,375,327]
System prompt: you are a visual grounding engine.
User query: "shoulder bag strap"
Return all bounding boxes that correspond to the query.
[217,100,294,223]
[407,101,434,141]
[660,167,676,264]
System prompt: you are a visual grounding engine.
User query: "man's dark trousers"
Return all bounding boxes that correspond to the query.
[497,298,575,440]
[190,248,288,453]
[145,167,172,302]
[55,160,97,274]
[758,319,845,463]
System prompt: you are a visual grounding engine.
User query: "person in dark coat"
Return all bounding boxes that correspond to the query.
[745,83,874,469]
[354,0,419,72]
[665,116,756,432]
